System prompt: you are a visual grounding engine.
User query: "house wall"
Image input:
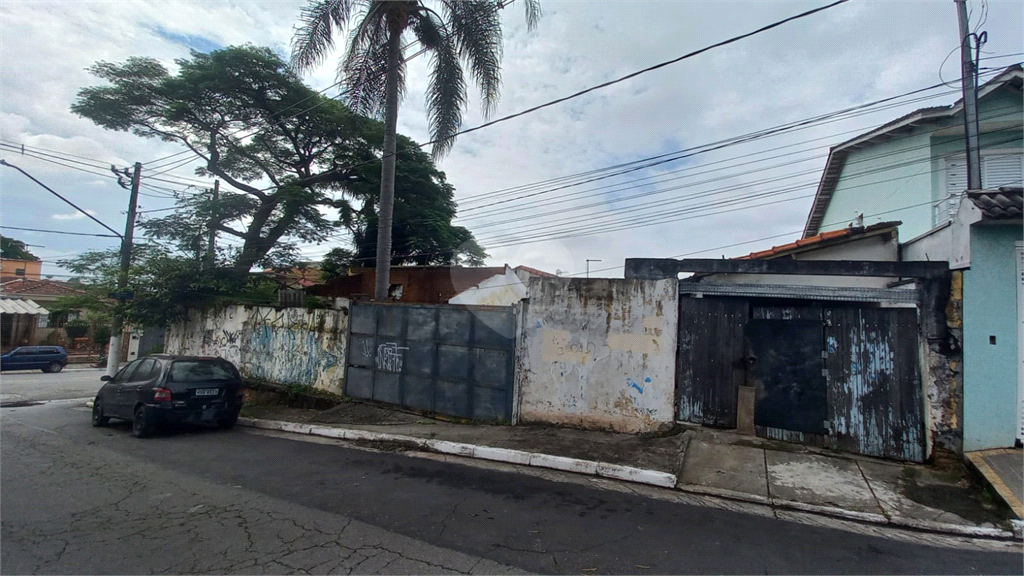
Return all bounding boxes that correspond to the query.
[822,87,1022,242]
[708,233,898,287]
[901,223,952,262]
[0,259,41,280]
[448,267,526,306]
[517,278,677,433]
[821,131,933,239]
[962,224,1023,450]
[165,303,350,395]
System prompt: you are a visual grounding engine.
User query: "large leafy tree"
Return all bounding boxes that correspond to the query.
[344,132,486,268]
[72,45,376,276]
[56,246,279,327]
[291,0,540,299]
[1,236,39,261]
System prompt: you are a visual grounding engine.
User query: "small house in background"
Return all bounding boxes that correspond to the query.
[306,265,506,304]
[449,265,557,306]
[306,264,556,306]
[0,277,87,350]
[0,257,42,280]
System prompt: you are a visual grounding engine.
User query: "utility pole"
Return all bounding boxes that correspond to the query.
[106,162,142,377]
[955,0,983,190]
[586,259,602,279]
[206,179,219,267]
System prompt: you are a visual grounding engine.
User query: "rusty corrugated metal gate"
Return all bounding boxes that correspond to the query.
[677,297,924,462]
[345,302,516,422]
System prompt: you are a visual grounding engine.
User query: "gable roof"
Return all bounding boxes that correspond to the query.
[967,186,1023,220]
[513,265,556,277]
[0,278,84,297]
[802,65,1023,238]
[739,221,901,260]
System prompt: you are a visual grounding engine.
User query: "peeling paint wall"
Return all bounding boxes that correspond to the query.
[165,302,350,395]
[518,278,677,433]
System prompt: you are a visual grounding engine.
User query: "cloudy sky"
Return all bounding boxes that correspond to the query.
[1,0,1021,279]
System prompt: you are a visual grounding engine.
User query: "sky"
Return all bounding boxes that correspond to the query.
[1,0,1021,280]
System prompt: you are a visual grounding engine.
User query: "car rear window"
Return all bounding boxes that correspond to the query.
[168,360,238,382]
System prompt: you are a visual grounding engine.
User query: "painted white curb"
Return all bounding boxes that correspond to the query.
[240,417,678,490]
[239,416,1020,540]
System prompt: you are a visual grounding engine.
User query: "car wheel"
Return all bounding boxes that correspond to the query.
[47,362,64,373]
[91,398,109,427]
[131,406,154,438]
[217,414,239,430]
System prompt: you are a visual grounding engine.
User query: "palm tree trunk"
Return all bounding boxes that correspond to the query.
[374,20,403,300]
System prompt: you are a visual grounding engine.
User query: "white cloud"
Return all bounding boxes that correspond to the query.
[52,210,97,221]
[1,0,1021,277]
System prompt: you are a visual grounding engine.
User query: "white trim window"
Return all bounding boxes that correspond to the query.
[937,150,1024,225]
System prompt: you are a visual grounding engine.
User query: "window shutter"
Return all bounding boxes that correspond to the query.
[981,153,1023,188]
[945,155,969,194]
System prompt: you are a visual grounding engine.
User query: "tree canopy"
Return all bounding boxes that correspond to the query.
[1,236,39,261]
[72,44,485,279]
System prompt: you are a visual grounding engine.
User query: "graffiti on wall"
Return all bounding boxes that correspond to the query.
[164,303,350,395]
[375,342,407,373]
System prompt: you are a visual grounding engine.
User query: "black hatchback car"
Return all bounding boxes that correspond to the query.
[92,355,244,437]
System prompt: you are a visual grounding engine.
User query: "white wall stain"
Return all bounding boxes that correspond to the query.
[518,278,678,433]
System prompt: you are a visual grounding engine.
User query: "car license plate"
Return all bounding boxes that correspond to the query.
[195,388,219,397]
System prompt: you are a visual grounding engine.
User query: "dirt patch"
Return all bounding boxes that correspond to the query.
[899,461,1016,526]
[239,405,321,423]
[0,401,43,408]
[313,402,430,426]
[490,425,683,473]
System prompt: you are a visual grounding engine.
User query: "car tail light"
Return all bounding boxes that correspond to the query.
[154,388,172,402]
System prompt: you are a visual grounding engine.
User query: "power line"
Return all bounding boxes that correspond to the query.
[0,225,119,238]
[0,138,119,168]
[248,0,854,197]
[0,160,124,238]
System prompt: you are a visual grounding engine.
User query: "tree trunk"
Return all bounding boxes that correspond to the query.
[374,19,403,301]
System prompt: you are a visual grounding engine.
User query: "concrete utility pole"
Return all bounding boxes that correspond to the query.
[955,0,983,190]
[106,162,142,377]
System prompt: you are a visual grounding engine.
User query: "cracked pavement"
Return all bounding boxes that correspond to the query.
[2,400,1022,574]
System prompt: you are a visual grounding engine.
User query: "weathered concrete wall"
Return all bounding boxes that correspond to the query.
[924,271,964,458]
[165,303,349,395]
[518,278,677,433]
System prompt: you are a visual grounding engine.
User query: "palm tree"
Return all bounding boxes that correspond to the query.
[291,0,540,300]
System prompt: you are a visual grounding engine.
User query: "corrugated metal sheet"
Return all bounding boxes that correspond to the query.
[679,282,918,304]
[0,297,48,315]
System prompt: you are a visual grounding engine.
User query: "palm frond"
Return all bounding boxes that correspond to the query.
[342,2,406,119]
[412,10,466,158]
[440,1,502,116]
[291,0,357,72]
[517,0,542,31]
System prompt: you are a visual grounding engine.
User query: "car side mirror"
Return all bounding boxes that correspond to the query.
[100,375,113,382]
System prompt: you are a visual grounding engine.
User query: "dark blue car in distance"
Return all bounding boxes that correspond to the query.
[0,346,69,373]
[92,355,245,438]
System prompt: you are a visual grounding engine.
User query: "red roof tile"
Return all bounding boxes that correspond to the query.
[0,278,85,297]
[737,221,901,260]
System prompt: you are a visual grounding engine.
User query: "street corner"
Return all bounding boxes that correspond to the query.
[765,451,882,515]
[859,458,1017,529]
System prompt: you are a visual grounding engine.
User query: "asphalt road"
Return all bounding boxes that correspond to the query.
[0,365,106,404]
[2,400,1021,575]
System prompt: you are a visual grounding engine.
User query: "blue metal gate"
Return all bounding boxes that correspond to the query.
[345,302,516,422]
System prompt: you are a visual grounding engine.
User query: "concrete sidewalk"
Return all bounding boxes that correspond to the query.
[239,400,1020,540]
